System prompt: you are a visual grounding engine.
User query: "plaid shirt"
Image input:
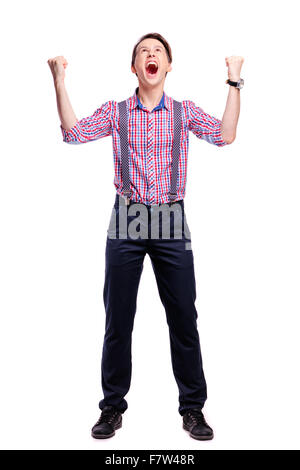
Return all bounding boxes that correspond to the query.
[61,86,228,205]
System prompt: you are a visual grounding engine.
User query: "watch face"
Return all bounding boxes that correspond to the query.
[238,78,244,89]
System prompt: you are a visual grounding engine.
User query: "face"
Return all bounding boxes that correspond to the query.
[131,38,172,85]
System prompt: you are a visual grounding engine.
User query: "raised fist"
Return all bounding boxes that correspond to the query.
[47,56,68,82]
[225,56,244,81]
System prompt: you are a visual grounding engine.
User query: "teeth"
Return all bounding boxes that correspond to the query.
[146,62,158,66]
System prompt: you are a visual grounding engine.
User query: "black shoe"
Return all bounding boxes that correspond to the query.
[183,408,214,441]
[91,405,122,439]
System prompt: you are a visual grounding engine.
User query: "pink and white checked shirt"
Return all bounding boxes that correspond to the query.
[61,87,228,205]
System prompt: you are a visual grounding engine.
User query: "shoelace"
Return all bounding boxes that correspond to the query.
[186,409,205,426]
[96,409,119,425]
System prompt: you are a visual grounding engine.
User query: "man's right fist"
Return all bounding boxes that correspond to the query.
[47,56,68,82]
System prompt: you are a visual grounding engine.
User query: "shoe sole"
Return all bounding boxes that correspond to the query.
[91,421,122,439]
[183,422,214,441]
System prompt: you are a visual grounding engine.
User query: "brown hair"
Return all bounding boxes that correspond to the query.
[131,33,172,77]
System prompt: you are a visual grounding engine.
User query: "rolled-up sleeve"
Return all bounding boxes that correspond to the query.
[60,100,113,144]
[186,100,228,147]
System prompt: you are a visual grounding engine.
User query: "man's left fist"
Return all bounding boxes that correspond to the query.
[225,56,244,81]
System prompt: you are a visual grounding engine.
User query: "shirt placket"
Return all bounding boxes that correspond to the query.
[147,112,156,205]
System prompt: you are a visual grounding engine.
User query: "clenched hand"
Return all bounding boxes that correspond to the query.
[47,56,68,83]
[225,56,244,81]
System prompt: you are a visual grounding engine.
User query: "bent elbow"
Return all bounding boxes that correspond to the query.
[223,134,236,145]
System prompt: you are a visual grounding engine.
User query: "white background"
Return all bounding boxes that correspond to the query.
[0,0,299,450]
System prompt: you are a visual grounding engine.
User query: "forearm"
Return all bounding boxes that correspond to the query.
[220,85,240,144]
[54,79,78,131]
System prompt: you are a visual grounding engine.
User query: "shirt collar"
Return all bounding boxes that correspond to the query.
[128,86,170,112]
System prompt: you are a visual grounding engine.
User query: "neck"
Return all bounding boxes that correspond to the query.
[136,84,164,111]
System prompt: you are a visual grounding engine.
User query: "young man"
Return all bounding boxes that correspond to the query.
[47,32,244,441]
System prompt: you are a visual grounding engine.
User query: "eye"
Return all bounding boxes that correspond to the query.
[140,48,162,52]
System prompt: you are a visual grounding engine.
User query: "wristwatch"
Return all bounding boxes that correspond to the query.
[226,78,244,89]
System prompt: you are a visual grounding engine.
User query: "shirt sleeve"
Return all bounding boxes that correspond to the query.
[185,100,228,147]
[60,100,114,144]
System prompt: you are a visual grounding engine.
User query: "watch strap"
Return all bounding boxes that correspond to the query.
[226,78,244,89]
[226,79,238,86]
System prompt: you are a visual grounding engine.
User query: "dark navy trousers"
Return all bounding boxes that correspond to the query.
[98,193,207,416]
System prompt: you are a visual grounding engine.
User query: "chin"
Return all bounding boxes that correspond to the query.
[145,75,161,83]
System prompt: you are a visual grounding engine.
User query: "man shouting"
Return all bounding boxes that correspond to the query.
[47,32,244,441]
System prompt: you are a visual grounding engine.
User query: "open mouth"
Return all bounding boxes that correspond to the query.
[145,62,158,76]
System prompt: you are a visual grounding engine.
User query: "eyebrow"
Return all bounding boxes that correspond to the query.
[138,45,163,50]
